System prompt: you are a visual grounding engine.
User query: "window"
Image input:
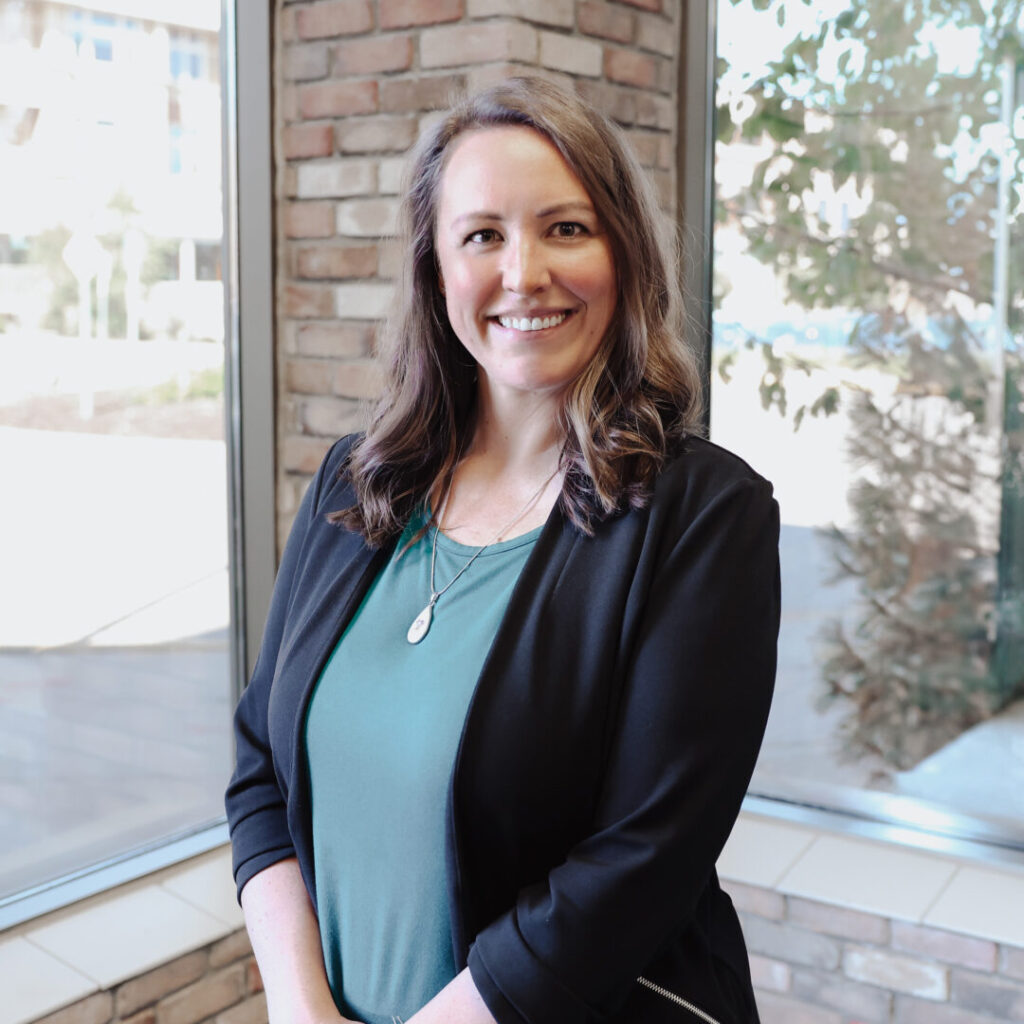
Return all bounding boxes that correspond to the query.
[170,30,215,82]
[0,0,274,924]
[70,10,116,61]
[709,0,1024,848]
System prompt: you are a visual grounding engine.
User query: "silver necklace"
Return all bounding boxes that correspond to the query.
[406,472,557,645]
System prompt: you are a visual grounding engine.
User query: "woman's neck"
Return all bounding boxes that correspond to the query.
[466,380,563,477]
[436,383,565,545]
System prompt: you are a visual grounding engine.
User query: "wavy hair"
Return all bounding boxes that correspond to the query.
[332,76,703,544]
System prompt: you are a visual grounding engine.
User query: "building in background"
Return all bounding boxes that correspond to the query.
[0,0,223,341]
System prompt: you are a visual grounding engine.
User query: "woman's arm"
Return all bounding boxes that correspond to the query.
[226,436,353,893]
[241,859,356,1024]
[242,862,495,1024]
[225,439,359,1022]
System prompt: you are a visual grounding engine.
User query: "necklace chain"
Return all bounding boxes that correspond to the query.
[406,470,557,645]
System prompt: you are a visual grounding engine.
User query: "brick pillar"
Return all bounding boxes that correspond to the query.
[275,0,681,546]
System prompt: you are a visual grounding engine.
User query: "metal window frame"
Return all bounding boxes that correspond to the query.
[226,0,277,687]
[681,0,1024,866]
[678,0,717,434]
[0,0,276,931]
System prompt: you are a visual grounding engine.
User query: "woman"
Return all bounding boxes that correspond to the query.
[226,77,779,1024]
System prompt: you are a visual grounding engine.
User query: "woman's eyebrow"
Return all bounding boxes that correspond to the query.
[536,201,596,218]
[450,211,502,227]
[450,201,595,228]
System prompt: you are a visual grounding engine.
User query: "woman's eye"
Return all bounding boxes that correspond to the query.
[465,228,499,244]
[552,222,587,238]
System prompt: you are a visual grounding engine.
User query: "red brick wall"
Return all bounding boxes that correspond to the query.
[273,0,681,547]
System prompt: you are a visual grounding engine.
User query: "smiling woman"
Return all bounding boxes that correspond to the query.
[226,77,781,1024]
[336,78,704,545]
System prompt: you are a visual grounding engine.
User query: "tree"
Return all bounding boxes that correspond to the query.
[716,0,1024,768]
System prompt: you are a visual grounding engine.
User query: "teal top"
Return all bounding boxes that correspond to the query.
[304,512,541,1024]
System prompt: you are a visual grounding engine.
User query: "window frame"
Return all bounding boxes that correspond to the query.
[0,0,275,931]
[678,0,717,434]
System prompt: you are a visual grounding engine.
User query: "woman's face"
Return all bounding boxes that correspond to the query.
[434,126,617,404]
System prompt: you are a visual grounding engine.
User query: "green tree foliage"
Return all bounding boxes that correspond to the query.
[717,0,1024,767]
[27,226,77,334]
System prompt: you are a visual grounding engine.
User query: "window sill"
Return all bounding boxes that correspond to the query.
[6,810,1024,1024]
[718,808,1024,948]
[2,846,243,1024]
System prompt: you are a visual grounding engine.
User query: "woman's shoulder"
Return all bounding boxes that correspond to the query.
[658,433,774,499]
[324,432,361,475]
[624,434,779,558]
[306,433,362,514]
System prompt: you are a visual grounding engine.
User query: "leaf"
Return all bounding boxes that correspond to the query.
[762,110,804,143]
[810,386,841,417]
[714,101,735,143]
[835,9,856,33]
[832,145,862,187]
[717,351,737,384]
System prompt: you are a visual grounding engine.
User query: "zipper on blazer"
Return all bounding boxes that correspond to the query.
[637,975,722,1024]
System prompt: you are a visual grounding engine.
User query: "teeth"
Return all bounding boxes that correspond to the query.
[497,313,568,332]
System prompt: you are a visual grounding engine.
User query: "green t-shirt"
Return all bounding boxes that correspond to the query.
[305,512,540,1024]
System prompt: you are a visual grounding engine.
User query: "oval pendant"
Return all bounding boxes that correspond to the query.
[407,602,433,644]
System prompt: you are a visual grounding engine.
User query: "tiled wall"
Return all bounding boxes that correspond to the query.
[273,0,681,549]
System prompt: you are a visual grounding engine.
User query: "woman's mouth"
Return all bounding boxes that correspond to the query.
[495,311,571,332]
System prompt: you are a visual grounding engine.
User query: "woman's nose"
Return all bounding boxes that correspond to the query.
[501,237,550,294]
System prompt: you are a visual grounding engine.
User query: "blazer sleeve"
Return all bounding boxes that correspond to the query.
[467,476,781,1024]
[224,438,348,901]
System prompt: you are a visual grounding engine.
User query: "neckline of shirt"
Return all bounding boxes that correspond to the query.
[431,521,544,556]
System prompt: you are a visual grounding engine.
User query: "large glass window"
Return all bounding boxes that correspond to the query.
[712,0,1024,844]
[0,0,235,903]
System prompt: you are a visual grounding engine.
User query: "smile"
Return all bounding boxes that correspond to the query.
[495,312,570,332]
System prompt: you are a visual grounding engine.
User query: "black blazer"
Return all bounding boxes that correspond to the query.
[226,434,780,1024]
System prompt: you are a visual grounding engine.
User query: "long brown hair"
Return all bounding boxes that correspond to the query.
[332,77,703,545]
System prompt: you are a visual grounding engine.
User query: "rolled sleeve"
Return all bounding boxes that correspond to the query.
[224,438,350,901]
